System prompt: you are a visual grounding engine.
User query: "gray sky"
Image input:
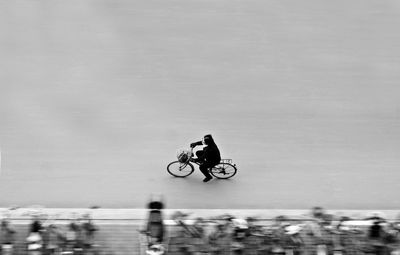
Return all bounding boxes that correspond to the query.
[1,0,400,209]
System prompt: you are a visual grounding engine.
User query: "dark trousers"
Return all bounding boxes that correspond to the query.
[196,151,218,178]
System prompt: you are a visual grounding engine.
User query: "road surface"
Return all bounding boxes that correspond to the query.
[1,0,400,209]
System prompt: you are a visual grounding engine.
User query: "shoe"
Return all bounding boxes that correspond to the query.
[203,176,213,183]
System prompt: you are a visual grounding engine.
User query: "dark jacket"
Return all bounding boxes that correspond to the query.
[192,140,221,164]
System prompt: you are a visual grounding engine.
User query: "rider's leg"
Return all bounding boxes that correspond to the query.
[191,150,205,163]
[195,150,204,159]
[199,163,213,182]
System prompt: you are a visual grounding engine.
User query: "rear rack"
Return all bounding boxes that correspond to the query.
[220,159,232,164]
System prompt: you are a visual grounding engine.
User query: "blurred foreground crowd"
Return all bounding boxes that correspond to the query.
[2,204,400,255]
[142,203,400,255]
[0,211,99,255]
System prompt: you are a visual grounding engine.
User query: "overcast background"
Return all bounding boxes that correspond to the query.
[1,0,400,209]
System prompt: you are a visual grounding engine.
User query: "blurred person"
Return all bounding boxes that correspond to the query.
[230,218,249,242]
[191,218,206,238]
[43,224,64,255]
[141,198,167,255]
[27,216,44,255]
[63,220,82,255]
[212,214,251,254]
[269,237,286,255]
[208,223,231,255]
[170,212,210,254]
[245,217,266,236]
[311,207,325,220]
[80,214,98,255]
[382,222,400,255]
[167,214,194,255]
[190,134,221,182]
[369,219,385,240]
[325,216,348,255]
[236,217,265,255]
[334,218,366,255]
[189,218,209,255]
[305,207,332,255]
[145,198,165,245]
[0,219,16,255]
[30,216,44,234]
[367,218,388,255]
[214,215,248,239]
[282,225,304,255]
[269,216,289,255]
[173,213,207,237]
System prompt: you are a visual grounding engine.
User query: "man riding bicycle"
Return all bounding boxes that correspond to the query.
[190,134,221,182]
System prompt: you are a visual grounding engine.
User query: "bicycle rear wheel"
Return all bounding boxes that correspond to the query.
[210,163,237,179]
[167,161,194,177]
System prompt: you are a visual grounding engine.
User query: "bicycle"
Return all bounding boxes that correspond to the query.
[167,148,237,179]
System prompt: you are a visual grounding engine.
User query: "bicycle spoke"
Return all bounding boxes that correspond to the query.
[210,163,237,179]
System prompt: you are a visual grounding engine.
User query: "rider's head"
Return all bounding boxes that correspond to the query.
[202,134,214,145]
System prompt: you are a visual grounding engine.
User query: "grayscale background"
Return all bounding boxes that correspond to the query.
[1,0,399,209]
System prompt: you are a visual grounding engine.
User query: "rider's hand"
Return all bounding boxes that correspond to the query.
[191,158,199,163]
[190,143,196,148]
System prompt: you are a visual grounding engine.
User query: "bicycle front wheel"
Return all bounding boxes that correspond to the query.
[167,161,194,178]
[210,163,237,179]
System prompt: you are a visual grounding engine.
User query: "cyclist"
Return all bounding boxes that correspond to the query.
[190,134,221,182]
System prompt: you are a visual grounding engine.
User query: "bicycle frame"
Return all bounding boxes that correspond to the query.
[186,148,234,166]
